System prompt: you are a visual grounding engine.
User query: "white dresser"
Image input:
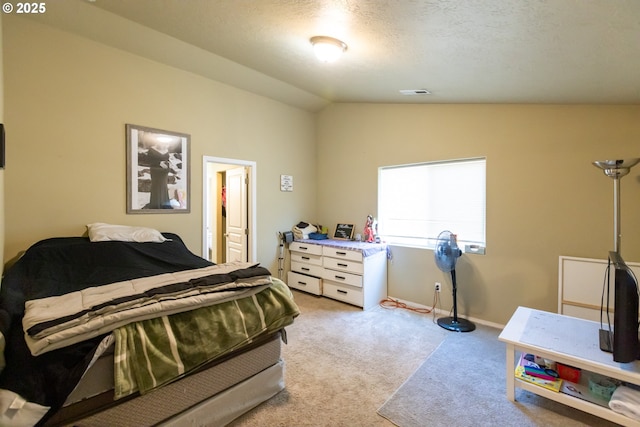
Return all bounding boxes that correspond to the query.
[287,239,388,309]
[288,241,324,295]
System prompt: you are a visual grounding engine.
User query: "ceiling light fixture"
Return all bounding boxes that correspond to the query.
[310,36,347,63]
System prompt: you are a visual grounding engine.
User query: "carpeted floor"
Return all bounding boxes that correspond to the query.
[377,324,620,427]
[229,290,448,426]
[230,290,622,426]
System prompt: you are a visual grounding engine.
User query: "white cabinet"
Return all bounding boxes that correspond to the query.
[287,239,388,310]
[558,256,640,321]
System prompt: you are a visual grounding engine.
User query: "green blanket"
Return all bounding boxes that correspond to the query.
[114,278,299,399]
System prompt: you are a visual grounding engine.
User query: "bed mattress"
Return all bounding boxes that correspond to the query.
[44,331,283,426]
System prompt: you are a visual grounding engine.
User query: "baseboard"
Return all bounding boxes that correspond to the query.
[385,296,505,330]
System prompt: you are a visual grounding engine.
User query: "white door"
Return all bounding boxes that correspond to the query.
[202,156,256,263]
[225,166,248,262]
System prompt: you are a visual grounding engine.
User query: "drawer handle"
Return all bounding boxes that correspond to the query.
[337,263,348,267]
[299,246,308,250]
[297,281,307,286]
[335,275,346,280]
[302,256,310,260]
[337,289,348,294]
[301,267,310,271]
[336,251,347,256]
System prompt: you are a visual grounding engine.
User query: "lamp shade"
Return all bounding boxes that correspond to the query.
[593,158,640,179]
[310,36,347,63]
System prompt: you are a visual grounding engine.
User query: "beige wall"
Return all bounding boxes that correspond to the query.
[2,17,317,273]
[4,15,640,326]
[317,103,640,325]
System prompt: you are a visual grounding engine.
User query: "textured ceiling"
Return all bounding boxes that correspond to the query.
[27,0,640,110]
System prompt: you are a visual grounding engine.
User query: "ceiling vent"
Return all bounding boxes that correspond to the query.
[399,89,431,96]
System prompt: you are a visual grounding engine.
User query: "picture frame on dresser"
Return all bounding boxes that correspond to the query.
[333,223,355,240]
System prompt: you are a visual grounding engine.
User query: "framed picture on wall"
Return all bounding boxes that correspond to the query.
[126,124,190,214]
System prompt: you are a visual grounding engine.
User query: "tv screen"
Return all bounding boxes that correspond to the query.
[608,251,640,363]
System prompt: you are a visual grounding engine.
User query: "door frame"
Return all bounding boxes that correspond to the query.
[202,156,257,262]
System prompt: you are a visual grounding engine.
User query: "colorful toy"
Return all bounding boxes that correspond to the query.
[364,215,375,243]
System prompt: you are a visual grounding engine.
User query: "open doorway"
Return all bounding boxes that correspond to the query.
[202,156,257,263]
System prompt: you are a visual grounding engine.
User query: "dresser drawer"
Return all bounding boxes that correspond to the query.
[291,261,323,278]
[322,268,362,288]
[322,246,362,262]
[323,256,364,275]
[290,242,323,256]
[291,252,323,266]
[288,271,322,295]
[323,282,363,307]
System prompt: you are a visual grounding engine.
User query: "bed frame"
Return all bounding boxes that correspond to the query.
[44,332,284,426]
[0,233,296,427]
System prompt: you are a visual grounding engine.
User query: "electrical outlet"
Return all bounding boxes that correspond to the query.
[435,282,441,292]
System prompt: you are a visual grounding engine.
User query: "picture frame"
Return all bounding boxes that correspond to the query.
[126,124,190,214]
[333,223,355,240]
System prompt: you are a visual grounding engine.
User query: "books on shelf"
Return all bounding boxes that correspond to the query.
[560,378,610,408]
[515,354,563,392]
[514,354,616,406]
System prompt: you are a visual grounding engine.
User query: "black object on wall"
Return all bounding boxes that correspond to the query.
[0,124,5,169]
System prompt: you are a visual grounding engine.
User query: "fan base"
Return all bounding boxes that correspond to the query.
[437,317,476,332]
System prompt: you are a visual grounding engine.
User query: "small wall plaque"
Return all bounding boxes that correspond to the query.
[280,175,293,192]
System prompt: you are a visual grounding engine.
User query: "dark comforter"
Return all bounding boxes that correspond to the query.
[0,234,216,420]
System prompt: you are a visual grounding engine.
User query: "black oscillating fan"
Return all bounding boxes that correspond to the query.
[434,230,475,332]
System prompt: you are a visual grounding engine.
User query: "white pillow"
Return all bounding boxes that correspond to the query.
[86,223,168,243]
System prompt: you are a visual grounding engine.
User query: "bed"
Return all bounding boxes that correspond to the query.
[0,226,299,426]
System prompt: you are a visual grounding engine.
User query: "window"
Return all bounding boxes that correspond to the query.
[377,157,486,250]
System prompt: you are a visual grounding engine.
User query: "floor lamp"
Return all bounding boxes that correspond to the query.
[592,158,640,254]
[592,158,639,354]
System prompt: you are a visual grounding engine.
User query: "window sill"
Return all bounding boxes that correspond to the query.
[384,240,486,255]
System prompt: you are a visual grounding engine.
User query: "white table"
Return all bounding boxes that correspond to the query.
[499,306,640,426]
